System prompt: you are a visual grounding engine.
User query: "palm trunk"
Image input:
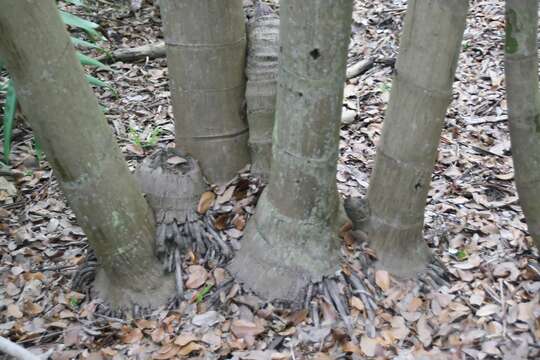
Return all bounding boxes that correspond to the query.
[160,0,250,184]
[504,0,540,249]
[348,0,469,276]
[245,3,280,179]
[0,0,173,310]
[229,0,353,302]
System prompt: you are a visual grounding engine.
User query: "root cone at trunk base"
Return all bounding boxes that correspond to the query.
[136,149,234,295]
[72,149,233,315]
[228,192,342,304]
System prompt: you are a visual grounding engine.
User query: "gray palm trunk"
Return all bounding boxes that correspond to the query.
[160,0,250,184]
[504,0,540,249]
[348,0,469,276]
[0,0,174,309]
[229,0,353,302]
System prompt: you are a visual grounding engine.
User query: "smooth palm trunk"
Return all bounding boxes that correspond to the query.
[160,0,250,184]
[229,0,353,302]
[350,0,469,276]
[0,0,173,309]
[504,0,540,249]
[245,3,280,179]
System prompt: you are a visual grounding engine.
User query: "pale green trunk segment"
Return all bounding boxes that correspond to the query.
[358,0,469,276]
[505,0,540,249]
[229,0,353,302]
[245,4,280,180]
[160,0,250,184]
[0,0,173,309]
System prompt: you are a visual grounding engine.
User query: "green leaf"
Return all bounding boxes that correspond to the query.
[85,74,107,88]
[456,249,469,261]
[195,284,214,304]
[70,36,101,50]
[69,297,79,307]
[85,74,118,97]
[2,79,16,164]
[76,52,112,71]
[59,10,104,40]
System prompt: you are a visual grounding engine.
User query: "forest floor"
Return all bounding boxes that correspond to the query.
[1,0,539,359]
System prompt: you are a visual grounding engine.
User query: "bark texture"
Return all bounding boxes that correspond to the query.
[229,0,353,302]
[0,0,174,309]
[504,0,540,249]
[161,0,250,184]
[348,0,469,276]
[245,2,280,179]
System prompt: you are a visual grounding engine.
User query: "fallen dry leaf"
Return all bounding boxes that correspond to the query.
[121,327,143,344]
[375,270,390,291]
[231,319,265,339]
[185,265,208,289]
[360,335,378,357]
[174,333,198,347]
[178,342,204,356]
[197,191,215,214]
[152,344,179,359]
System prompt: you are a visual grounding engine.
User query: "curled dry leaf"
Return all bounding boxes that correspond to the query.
[231,319,265,339]
[178,342,204,356]
[152,344,179,359]
[23,301,42,316]
[350,296,365,311]
[121,327,143,344]
[375,270,390,291]
[360,335,378,357]
[342,341,362,354]
[493,262,520,281]
[186,265,208,289]
[197,191,215,214]
[174,333,198,347]
[416,315,432,347]
[216,186,235,204]
[213,267,227,285]
[166,155,187,165]
[6,304,23,318]
[233,214,246,230]
[476,304,500,317]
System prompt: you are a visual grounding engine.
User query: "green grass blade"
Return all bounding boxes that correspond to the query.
[85,74,107,88]
[3,80,16,164]
[33,138,43,162]
[59,10,105,40]
[77,52,112,71]
[71,36,102,50]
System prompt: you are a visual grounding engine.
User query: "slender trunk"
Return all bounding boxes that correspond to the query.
[160,0,250,184]
[229,0,353,302]
[348,0,469,276]
[245,2,279,179]
[0,0,173,309]
[504,0,540,249]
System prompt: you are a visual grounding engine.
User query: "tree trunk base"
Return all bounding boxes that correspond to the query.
[228,192,342,304]
[93,266,176,314]
[368,229,433,277]
[345,197,433,277]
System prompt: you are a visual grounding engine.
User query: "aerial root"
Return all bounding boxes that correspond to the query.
[298,244,452,338]
[155,208,233,300]
[72,249,98,294]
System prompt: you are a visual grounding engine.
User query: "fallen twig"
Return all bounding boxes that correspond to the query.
[0,336,42,360]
